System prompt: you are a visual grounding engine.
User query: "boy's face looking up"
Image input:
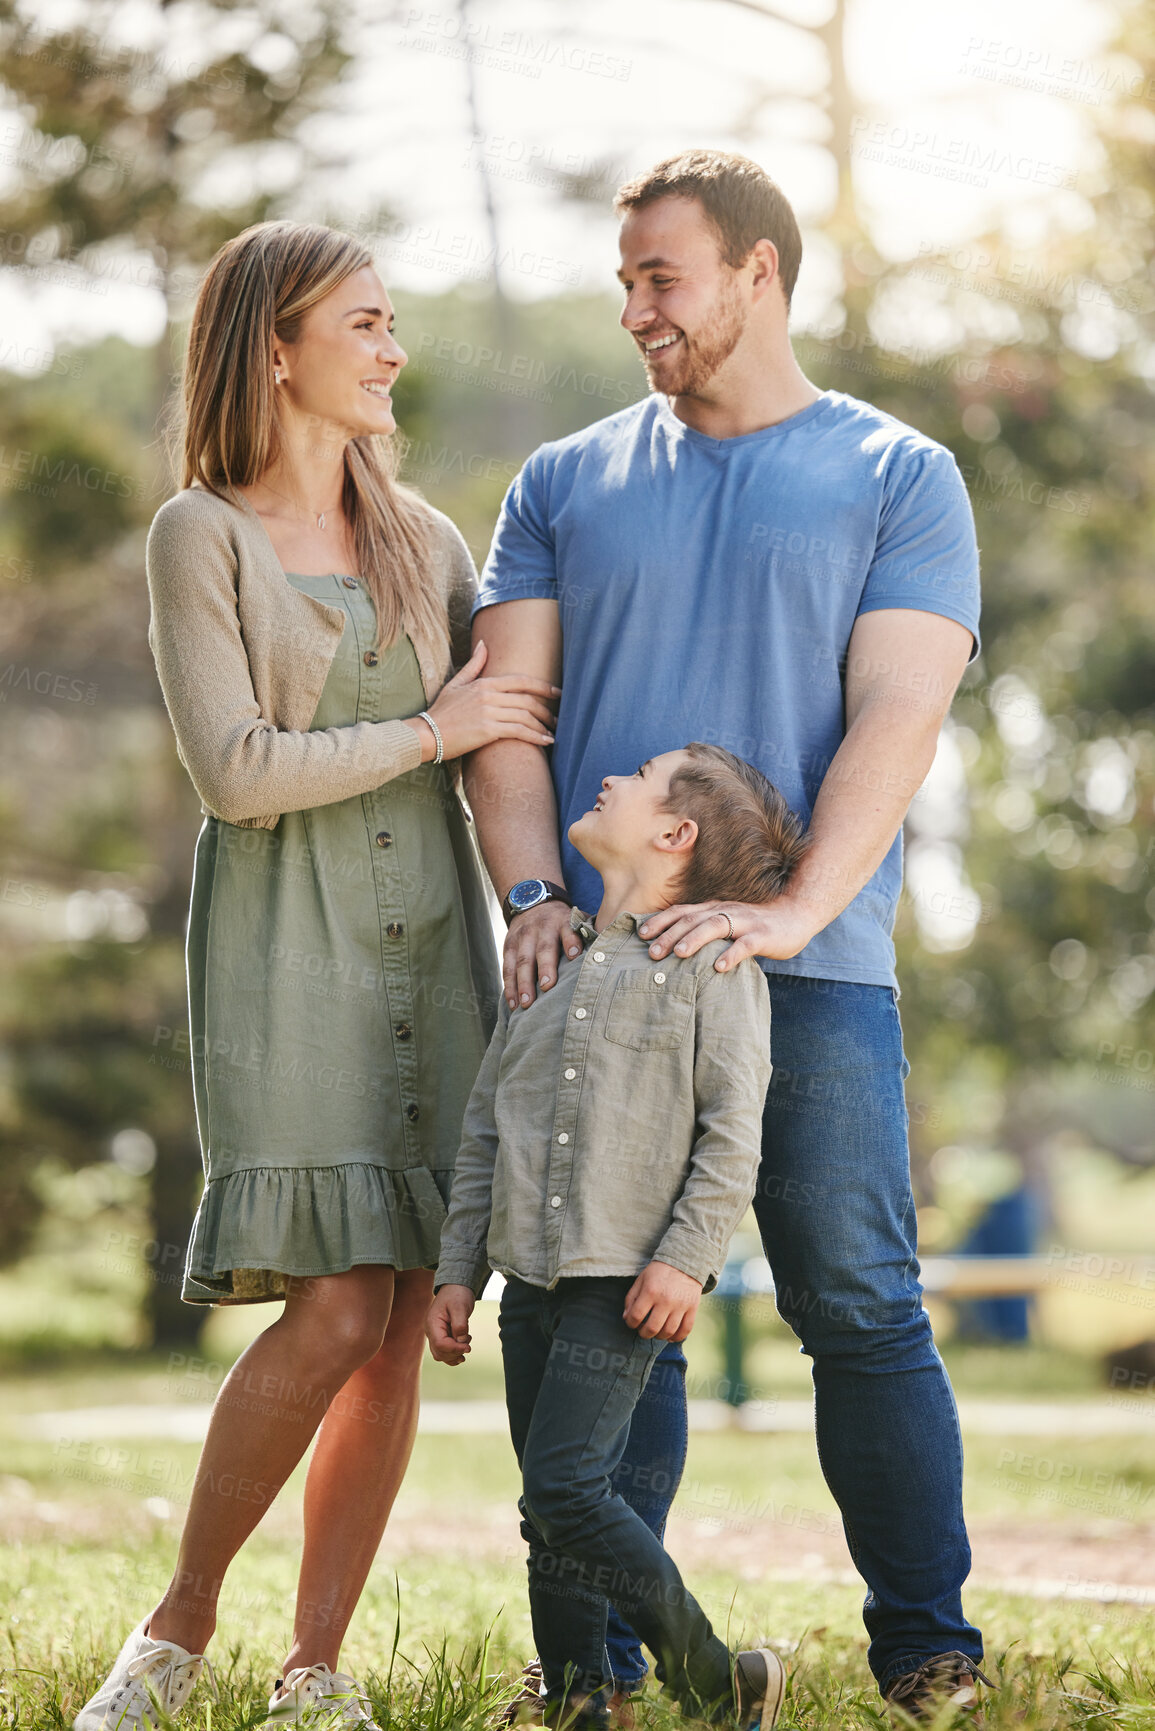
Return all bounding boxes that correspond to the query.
[568,750,696,886]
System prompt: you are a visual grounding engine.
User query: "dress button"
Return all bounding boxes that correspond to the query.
[386,921,404,938]
[363,650,379,667]
[395,1023,412,1041]
[592,951,606,963]
[563,1068,576,1081]
[574,1007,587,1020]
[653,972,666,985]
[406,1103,420,1122]
[343,575,358,589]
[557,1132,569,1145]
[549,1196,562,1208]
[376,831,393,848]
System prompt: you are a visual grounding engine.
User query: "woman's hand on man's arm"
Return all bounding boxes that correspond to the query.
[402,639,560,763]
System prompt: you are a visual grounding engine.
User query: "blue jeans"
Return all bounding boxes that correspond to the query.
[604,1345,688,1691]
[606,974,982,1695]
[498,1275,735,1721]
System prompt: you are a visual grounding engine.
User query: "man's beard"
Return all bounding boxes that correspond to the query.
[642,278,746,398]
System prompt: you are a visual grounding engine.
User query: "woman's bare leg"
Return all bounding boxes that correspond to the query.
[148,1266,396,1654]
[283,1268,434,1675]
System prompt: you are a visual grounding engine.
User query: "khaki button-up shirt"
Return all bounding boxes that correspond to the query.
[435,907,773,1297]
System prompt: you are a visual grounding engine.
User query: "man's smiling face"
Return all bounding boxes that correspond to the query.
[617,196,749,400]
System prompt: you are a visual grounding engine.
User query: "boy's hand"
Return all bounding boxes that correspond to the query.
[624,1261,703,1343]
[425,1285,476,1365]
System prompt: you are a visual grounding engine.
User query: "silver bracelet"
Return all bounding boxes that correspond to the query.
[417,710,444,764]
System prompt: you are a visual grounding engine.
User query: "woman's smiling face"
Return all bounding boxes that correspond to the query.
[274,264,407,439]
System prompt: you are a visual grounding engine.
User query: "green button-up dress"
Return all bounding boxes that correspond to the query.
[182,573,498,1303]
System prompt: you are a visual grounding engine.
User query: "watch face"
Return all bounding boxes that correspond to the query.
[508,879,548,913]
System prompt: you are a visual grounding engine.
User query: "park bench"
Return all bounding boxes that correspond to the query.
[709,1249,1155,1407]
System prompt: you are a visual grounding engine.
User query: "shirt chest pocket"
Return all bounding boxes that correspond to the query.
[603,970,696,1052]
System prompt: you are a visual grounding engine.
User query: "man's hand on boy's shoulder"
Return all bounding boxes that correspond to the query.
[426,1284,477,1365]
[503,898,582,1010]
[624,1260,703,1343]
[638,897,817,970]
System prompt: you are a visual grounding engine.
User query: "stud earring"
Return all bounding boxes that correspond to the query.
[274,369,282,384]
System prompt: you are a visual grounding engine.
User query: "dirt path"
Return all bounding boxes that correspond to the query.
[377,1504,1155,1607]
[2,1482,1152,1612]
[6,1392,1154,1610]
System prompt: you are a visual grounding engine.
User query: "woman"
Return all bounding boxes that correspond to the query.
[75,221,557,1731]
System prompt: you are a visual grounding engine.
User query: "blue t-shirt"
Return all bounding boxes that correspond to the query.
[475,390,980,988]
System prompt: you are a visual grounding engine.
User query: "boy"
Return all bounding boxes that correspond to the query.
[426,743,808,1731]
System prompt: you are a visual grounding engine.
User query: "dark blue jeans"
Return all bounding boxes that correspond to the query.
[606,973,982,1695]
[498,1275,734,1720]
[604,1347,689,1691]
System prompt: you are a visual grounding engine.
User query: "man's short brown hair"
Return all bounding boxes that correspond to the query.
[614,149,803,309]
[663,743,808,905]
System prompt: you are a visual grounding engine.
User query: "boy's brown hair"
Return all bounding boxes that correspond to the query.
[663,743,808,905]
[614,149,803,309]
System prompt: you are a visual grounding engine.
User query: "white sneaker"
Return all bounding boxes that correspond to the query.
[263,1666,381,1730]
[73,1620,212,1731]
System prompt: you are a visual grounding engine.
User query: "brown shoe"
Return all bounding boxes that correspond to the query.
[733,1649,786,1730]
[541,1695,606,1731]
[606,1692,637,1730]
[499,1662,544,1726]
[884,1653,993,1722]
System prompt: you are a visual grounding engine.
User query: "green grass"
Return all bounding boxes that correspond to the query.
[4,1399,1154,1537]
[2,1168,1154,1728]
[3,1417,1155,1729]
[2,1358,1155,1728]
[3,1539,1155,1730]
[2,1310,1153,1550]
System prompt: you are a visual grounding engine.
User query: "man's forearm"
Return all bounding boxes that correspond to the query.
[779,609,974,945]
[638,608,973,968]
[464,739,564,900]
[782,699,942,945]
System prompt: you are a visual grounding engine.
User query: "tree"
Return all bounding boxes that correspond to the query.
[794,4,1155,1226]
[0,0,354,1345]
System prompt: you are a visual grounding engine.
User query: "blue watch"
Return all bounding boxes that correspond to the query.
[502,878,572,924]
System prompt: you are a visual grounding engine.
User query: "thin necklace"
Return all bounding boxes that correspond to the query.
[259,478,344,531]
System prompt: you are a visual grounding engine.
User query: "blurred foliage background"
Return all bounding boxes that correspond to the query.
[0,0,1152,1366]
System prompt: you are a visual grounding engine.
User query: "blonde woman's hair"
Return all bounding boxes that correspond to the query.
[177,220,445,657]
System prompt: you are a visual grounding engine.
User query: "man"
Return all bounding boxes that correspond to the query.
[463,149,987,1716]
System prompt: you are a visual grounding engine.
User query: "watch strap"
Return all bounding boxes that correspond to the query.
[501,879,573,924]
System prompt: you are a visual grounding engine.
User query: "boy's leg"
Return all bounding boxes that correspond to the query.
[515,1277,733,1720]
[604,1344,689,1697]
[754,973,982,1695]
[499,1276,613,1714]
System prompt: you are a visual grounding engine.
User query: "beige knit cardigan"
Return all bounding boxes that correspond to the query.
[145,485,477,831]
